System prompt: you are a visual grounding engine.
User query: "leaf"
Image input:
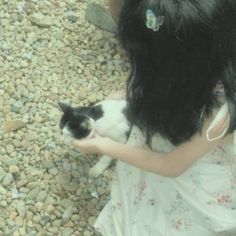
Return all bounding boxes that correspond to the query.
[4,120,26,133]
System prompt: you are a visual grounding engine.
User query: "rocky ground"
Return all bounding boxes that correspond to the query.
[0,0,130,235]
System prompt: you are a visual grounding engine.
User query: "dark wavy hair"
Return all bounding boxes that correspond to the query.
[119,0,236,145]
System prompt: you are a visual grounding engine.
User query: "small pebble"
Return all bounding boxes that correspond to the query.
[66,13,78,23]
[48,167,58,176]
[62,206,74,224]
[0,167,6,181]
[30,13,53,28]
[0,0,124,234]
[36,190,48,202]
[2,173,14,186]
[9,165,20,173]
[6,144,14,154]
[62,228,74,236]
[0,217,5,228]
[15,216,24,226]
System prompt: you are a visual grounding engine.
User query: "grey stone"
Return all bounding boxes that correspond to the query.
[0,167,6,182]
[0,186,7,195]
[0,0,124,234]
[15,216,24,226]
[2,173,14,186]
[11,187,20,199]
[27,187,40,200]
[88,216,96,227]
[63,161,71,172]
[30,13,54,28]
[55,173,71,185]
[59,199,74,208]
[62,228,74,236]
[85,3,117,34]
[0,200,7,207]
[0,217,5,229]
[43,142,56,150]
[41,215,50,224]
[84,230,92,236]
[12,200,26,217]
[62,206,74,224]
[48,167,58,176]
[9,165,20,173]
[6,144,14,154]
[11,101,23,113]
[36,190,48,202]
[41,160,54,169]
[66,12,78,23]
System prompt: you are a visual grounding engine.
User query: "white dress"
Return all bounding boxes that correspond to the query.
[94,104,236,236]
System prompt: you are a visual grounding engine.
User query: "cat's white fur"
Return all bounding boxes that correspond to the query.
[61,100,130,177]
[88,100,130,177]
[93,100,129,142]
[60,100,175,177]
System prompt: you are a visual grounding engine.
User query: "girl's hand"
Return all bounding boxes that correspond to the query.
[73,134,113,155]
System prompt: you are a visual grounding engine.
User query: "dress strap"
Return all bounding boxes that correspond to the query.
[206,103,230,142]
[234,131,236,155]
[207,103,236,178]
[233,131,236,178]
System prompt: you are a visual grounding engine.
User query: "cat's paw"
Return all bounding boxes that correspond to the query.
[89,155,112,177]
[89,163,108,177]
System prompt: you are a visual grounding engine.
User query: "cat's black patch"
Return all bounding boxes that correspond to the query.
[67,115,91,139]
[59,103,93,139]
[59,100,131,144]
[89,105,104,121]
[125,129,132,140]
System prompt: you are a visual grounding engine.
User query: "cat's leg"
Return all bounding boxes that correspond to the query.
[89,155,112,177]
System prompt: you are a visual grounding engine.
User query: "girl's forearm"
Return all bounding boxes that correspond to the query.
[97,131,227,177]
[98,140,179,177]
[74,124,230,176]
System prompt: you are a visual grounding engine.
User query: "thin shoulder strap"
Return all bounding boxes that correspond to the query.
[207,104,236,177]
[234,131,236,155]
[206,103,230,142]
[233,132,236,178]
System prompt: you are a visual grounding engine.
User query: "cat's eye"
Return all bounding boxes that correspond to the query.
[81,121,91,129]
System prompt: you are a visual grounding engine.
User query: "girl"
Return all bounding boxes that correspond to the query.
[75,0,236,235]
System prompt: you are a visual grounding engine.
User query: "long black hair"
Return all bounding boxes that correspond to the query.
[119,0,236,145]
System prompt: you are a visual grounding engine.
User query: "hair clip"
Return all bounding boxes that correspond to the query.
[146,9,165,32]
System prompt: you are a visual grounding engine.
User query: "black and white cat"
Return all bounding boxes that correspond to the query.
[58,100,131,177]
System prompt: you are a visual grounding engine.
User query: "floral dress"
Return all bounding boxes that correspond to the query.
[94,104,236,236]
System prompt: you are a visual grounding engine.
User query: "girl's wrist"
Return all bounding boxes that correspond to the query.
[97,138,117,155]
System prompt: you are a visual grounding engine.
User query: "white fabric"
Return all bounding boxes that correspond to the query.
[206,103,230,142]
[94,106,236,236]
[234,131,236,155]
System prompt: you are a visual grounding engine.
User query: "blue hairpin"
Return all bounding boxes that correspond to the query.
[146,9,165,32]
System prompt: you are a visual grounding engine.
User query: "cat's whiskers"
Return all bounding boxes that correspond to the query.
[86,118,96,138]
[87,128,96,139]
[58,99,131,176]
[61,126,74,144]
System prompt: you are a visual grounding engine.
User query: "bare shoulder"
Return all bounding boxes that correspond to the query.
[162,114,233,176]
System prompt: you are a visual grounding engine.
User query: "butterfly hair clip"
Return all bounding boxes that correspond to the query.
[146,9,165,32]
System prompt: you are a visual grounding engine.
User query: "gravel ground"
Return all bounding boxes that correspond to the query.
[0,0,130,235]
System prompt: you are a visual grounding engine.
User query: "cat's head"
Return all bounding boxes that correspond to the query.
[58,102,94,140]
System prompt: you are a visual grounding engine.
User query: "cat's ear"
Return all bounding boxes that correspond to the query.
[58,102,71,113]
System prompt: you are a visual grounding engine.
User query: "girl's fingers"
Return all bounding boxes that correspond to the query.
[73,140,80,146]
